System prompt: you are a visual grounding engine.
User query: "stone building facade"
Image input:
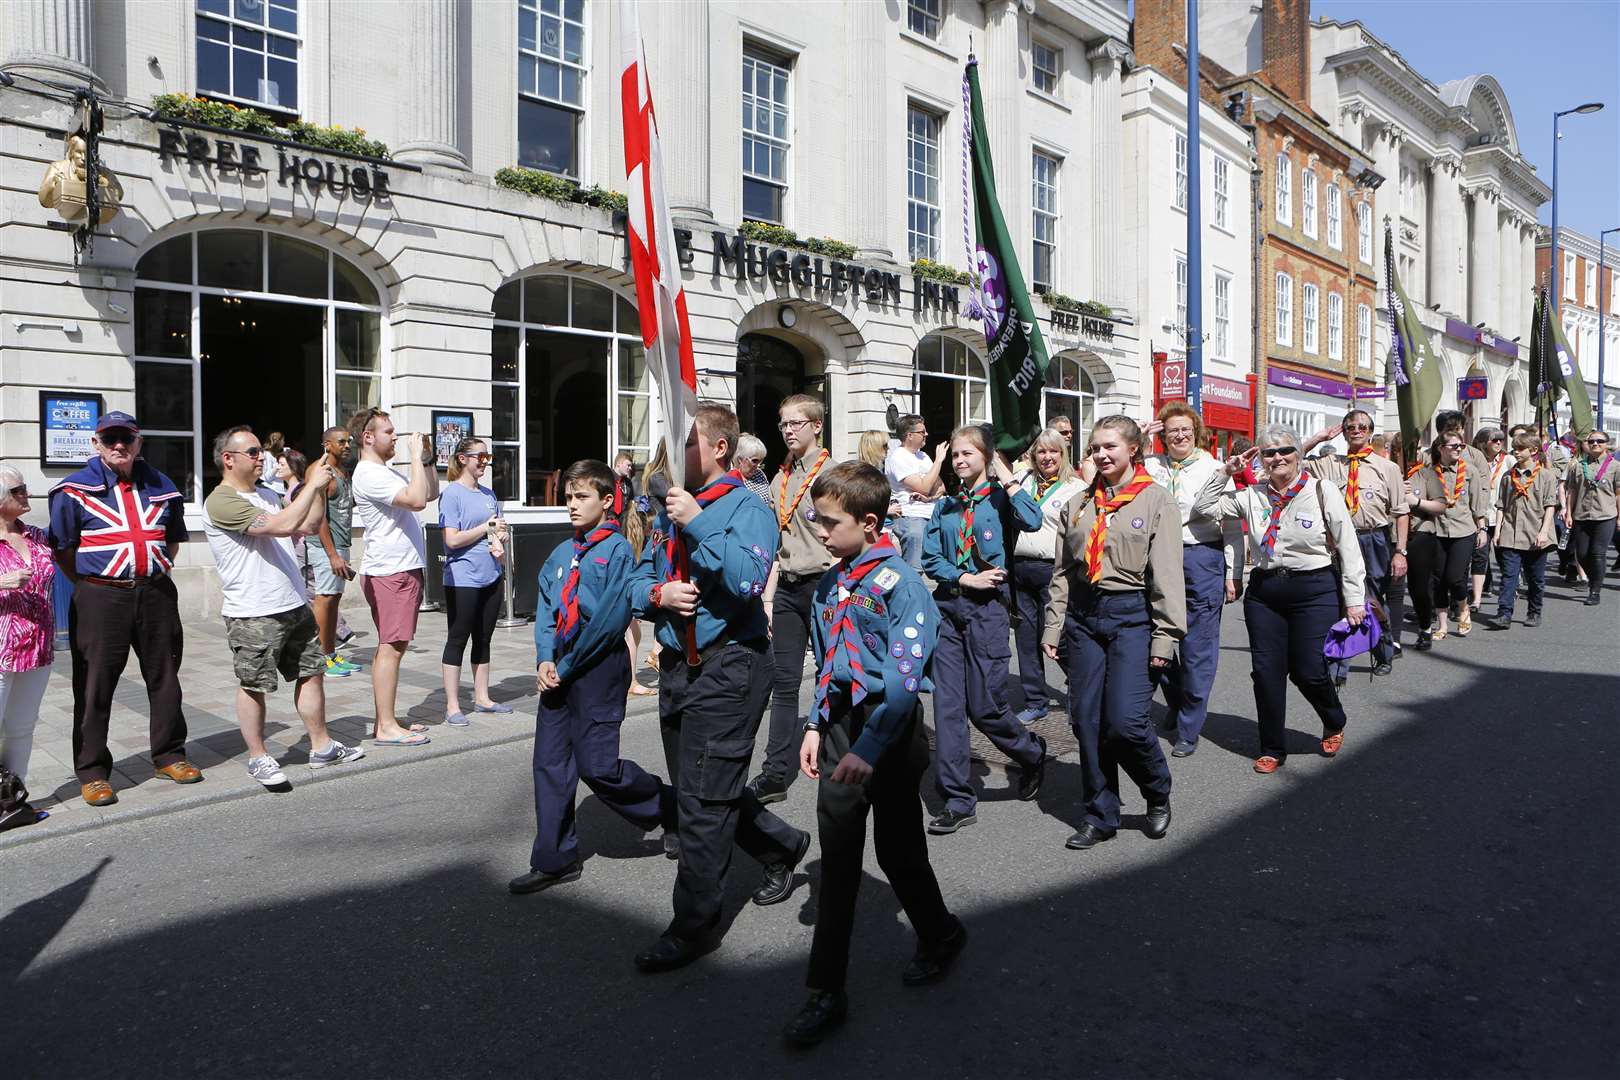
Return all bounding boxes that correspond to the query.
[1537,225,1620,440]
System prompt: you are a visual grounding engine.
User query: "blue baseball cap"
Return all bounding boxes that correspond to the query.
[95,411,140,435]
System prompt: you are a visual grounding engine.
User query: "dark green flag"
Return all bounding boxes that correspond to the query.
[964,57,1048,455]
[1532,288,1595,440]
[1383,224,1442,459]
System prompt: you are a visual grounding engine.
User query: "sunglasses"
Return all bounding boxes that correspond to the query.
[226,446,265,459]
[1586,438,1609,445]
[462,453,493,464]
[7,485,28,499]
[97,430,137,447]
[1259,447,1298,458]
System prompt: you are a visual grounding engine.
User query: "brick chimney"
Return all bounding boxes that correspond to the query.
[1131,0,1186,78]
[1262,0,1311,105]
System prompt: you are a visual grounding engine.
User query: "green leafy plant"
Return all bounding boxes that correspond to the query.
[739,220,857,259]
[1040,289,1112,319]
[911,258,976,286]
[494,167,628,214]
[150,94,389,158]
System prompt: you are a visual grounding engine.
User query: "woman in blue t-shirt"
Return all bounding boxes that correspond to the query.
[439,438,511,725]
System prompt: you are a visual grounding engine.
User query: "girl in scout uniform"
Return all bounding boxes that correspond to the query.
[1044,416,1185,848]
[1009,428,1085,725]
[1564,430,1620,606]
[1480,432,1561,629]
[1406,432,1492,646]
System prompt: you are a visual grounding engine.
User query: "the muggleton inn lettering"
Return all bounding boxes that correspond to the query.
[157,131,392,200]
[676,230,961,316]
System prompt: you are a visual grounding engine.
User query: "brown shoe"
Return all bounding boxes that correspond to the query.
[81,780,117,806]
[153,761,203,784]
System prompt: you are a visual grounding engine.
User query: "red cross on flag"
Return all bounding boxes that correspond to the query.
[618,0,697,489]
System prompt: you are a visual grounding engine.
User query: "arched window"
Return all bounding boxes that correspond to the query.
[1043,353,1097,456]
[132,228,382,499]
[913,333,988,459]
[490,275,646,505]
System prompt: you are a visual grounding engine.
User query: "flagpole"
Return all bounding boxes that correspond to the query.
[1184,0,1204,410]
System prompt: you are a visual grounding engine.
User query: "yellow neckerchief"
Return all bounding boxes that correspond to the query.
[1163,449,1206,500]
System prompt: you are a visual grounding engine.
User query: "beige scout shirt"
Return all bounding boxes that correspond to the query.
[1011,471,1085,561]
[1409,462,1491,537]
[1043,479,1187,662]
[1565,454,1620,522]
[1306,451,1409,531]
[1482,452,1513,526]
[771,450,837,578]
[1193,470,1367,609]
[1494,466,1561,550]
[1144,452,1244,578]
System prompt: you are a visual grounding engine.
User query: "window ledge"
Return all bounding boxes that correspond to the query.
[899,28,958,61]
[1025,87,1070,113]
[1211,222,1236,239]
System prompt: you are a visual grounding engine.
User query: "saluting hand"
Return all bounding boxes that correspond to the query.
[665,487,700,528]
[1224,447,1260,477]
[799,730,821,780]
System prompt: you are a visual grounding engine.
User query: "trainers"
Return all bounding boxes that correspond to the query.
[309,740,365,770]
[324,655,353,678]
[330,654,361,674]
[246,755,287,787]
[335,627,356,647]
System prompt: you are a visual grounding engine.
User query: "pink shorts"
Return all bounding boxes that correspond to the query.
[361,569,424,644]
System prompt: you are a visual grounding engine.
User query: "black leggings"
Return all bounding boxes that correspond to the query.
[1408,533,1473,629]
[1573,519,1617,594]
[443,581,502,666]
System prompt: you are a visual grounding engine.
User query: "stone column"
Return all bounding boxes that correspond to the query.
[1498,207,1522,342]
[1426,155,1464,315]
[847,0,889,259]
[2,0,102,88]
[983,0,1022,255]
[394,0,469,170]
[647,0,711,219]
[1467,182,1499,329]
[1088,39,1131,309]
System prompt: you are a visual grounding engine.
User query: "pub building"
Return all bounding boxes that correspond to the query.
[1,0,1142,616]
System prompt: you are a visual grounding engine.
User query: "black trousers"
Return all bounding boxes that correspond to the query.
[1243,568,1346,761]
[1329,529,1394,678]
[69,576,188,783]
[442,581,502,666]
[1010,556,1062,714]
[1573,519,1617,596]
[806,702,952,992]
[760,574,818,786]
[659,640,802,940]
[1408,533,1474,628]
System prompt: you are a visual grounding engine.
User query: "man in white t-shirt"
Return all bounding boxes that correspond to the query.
[204,426,364,786]
[883,413,948,568]
[347,408,439,745]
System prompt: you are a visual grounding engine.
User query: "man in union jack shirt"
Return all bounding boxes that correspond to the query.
[48,411,200,807]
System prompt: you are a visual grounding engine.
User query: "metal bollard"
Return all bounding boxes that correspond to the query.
[495,540,529,628]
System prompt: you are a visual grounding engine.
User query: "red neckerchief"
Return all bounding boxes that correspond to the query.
[954,480,997,569]
[1441,457,1467,507]
[1344,448,1373,515]
[1084,467,1155,582]
[1509,463,1542,500]
[663,469,747,583]
[555,520,621,653]
[612,477,627,519]
[777,448,830,532]
[1260,472,1310,557]
[813,538,898,722]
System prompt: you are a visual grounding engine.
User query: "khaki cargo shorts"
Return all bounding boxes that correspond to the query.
[224,605,325,693]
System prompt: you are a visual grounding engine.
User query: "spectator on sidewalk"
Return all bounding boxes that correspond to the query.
[49,411,201,807]
[308,427,360,677]
[348,408,438,746]
[204,427,364,786]
[732,433,775,510]
[884,414,947,569]
[262,431,288,497]
[0,467,56,785]
[439,437,511,726]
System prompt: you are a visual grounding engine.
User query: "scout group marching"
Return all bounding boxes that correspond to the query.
[3,394,1616,1047]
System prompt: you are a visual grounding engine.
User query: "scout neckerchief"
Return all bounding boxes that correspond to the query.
[1259,471,1310,558]
[1577,453,1614,486]
[1164,449,1206,500]
[1343,448,1374,515]
[612,477,627,519]
[1084,466,1155,582]
[1441,457,1467,508]
[555,519,620,653]
[1032,472,1064,507]
[1509,462,1542,500]
[954,479,997,568]
[663,470,747,583]
[1489,452,1512,495]
[777,448,830,532]
[813,537,898,723]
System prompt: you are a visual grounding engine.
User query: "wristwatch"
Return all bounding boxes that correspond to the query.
[1394,548,1407,556]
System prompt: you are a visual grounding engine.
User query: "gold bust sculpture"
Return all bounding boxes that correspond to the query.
[39,134,123,225]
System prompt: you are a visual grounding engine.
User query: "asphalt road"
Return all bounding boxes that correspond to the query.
[3,578,1616,1079]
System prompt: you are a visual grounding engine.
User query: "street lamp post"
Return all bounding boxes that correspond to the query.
[1551,102,1604,317]
[1601,226,1619,432]
[1185,0,1203,410]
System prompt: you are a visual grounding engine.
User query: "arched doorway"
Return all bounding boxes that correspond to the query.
[1043,352,1098,462]
[737,332,825,464]
[914,332,989,460]
[132,228,384,499]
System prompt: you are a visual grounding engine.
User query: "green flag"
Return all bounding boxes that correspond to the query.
[1532,288,1595,440]
[1530,290,1553,435]
[964,57,1048,455]
[1383,224,1442,459]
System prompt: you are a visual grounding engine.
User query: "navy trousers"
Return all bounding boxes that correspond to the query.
[1010,555,1061,715]
[933,588,1044,816]
[1065,590,1171,832]
[659,640,802,940]
[1243,568,1346,761]
[1328,528,1393,679]
[1155,541,1225,744]
[530,650,670,874]
[1495,547,1547,620]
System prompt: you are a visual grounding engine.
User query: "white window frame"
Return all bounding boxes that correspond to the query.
[1214,272,1232,361]
[1302,170,1318,239]
[1327,291,1344,360]
[1358,202,1372,263]
[1357,303,1372,368]
[1175,256,1189,331]
[906,103,943,262]
[517,0,588,180]
[1302,282,1319,353]
[1276,272,1293,346]
[1031,148,1060,290]
[1031,41,1061,96]
[1564,252,1577,298]
[914,333,991,431]
[742,46,792,224]
[907,0,942,39]
[194,0,301,114]
[1213,156,1229,230]
[1586,261,1598,307]
[1326,183,1342,249]
[1275,153,1292,226]
[1174,133,1189,212]
[1043,355,1096,452]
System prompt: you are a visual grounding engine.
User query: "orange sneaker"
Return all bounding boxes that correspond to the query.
[1253,755,1282,774]
[1321,732,1345,756]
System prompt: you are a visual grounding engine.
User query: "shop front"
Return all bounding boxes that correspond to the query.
[1152,353,1258,454]
[1263,365,1387,447]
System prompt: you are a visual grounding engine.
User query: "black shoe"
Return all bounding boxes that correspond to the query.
[1525,612,1542,628]
[1480,613,1511,631]
[662,830,680,860]
[1585,592,1602,606]
[902,919,968,986]
[753,829,812,906]
[508,863,582,894]
[1171,740,1197,758]
[783,991,848,1046]
[1016,735,1047,801]
[1372,661,1394,676]
[1415,629,1433,652]
[927,809,977,835]
[746,774,789,805]
[1144,801,1171,840]
[1064,822,1116,850]
[634,933,710,974]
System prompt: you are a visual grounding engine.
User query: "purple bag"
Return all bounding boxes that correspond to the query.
[1322,614,1382,662]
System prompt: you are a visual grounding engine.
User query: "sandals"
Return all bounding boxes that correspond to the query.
[1321,731,1345,757]
[1431,627,1448,641]
[629,683,658,697]
[1456,608,1472,636]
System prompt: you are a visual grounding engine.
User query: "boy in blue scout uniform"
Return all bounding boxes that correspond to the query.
[628,404,811,974]
[510,460,673,895]
[782,462,964,1047]
[921,424,1049,835]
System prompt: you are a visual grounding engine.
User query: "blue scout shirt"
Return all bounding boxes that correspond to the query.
[807,542,940,765]
[630,475,776,654]
[535,529,636,683]
[921,483,1042,584]
[48,456,188,579]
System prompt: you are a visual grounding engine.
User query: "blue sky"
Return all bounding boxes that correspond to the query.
[1311,0,1620,241]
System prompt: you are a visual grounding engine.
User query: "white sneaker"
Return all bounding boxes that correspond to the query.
[246,755,287,787]
[308,740,365,770]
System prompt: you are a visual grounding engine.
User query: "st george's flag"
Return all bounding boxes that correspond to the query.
[1530,287,1595,440]
[964,56,1048,455]
[1384,223,1441,459]
[618,0,696,488]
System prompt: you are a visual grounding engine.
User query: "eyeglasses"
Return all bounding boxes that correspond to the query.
[1165,429,1195,440]
[7,485,28,499]
[226,446,265,459]
[778,418,815,434]
[1259,447,1298,458]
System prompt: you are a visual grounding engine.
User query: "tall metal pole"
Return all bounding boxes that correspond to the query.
[1601,227,1619,432]
[1551,112,1562,317]
[1185,0,1203,409]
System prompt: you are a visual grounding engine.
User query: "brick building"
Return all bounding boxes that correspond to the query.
[1537,226,1620,439]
